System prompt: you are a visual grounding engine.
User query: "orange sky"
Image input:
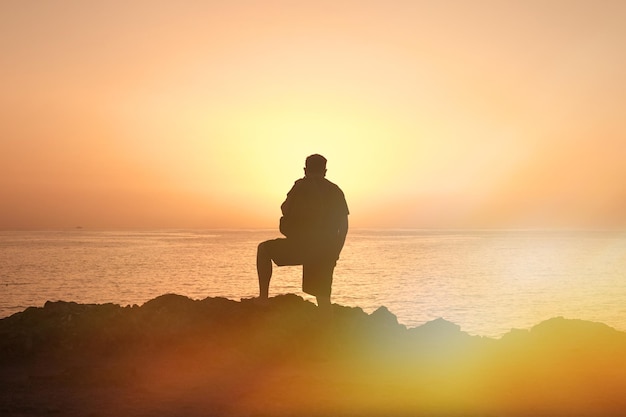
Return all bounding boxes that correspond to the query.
[1,1,625,229]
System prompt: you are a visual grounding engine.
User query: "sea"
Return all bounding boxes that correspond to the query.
[1,229,625,338]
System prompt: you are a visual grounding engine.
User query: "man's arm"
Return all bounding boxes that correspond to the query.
[335,215,348,259]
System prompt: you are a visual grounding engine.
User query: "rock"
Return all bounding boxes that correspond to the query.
[2,294,626,416]
[370,306,400,328]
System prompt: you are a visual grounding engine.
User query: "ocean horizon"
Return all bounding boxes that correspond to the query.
[2,228,625,337]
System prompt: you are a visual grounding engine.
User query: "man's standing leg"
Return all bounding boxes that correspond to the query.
[256,241,273,299]
[316,294,332,316]
[303,262,334,318]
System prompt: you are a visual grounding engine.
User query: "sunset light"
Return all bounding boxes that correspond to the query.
[2,1,626,230]
[2,3,626,416]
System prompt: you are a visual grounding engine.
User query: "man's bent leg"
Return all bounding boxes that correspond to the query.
[257,241,273,299]
[257,238,303,299]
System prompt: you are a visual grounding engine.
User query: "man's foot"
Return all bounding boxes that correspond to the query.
[241,296,270,307]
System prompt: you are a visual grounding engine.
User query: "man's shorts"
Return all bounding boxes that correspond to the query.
[262,238,335,297]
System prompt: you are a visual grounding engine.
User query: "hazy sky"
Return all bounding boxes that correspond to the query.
[2,1,625,229]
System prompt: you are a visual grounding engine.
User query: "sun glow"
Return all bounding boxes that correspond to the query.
[2,1,626,229]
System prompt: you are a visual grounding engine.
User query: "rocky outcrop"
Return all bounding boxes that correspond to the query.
[1,294,625,416]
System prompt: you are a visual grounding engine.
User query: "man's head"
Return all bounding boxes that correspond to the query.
[304,154,327,178]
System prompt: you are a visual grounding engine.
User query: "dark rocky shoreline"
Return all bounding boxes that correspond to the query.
[2,294,626,416]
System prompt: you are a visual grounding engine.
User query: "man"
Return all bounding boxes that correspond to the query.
[256,154,349,310]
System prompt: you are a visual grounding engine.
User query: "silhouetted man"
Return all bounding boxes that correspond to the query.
[257,154,349,311]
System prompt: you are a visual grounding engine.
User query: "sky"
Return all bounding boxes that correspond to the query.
[1,0,625,230]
